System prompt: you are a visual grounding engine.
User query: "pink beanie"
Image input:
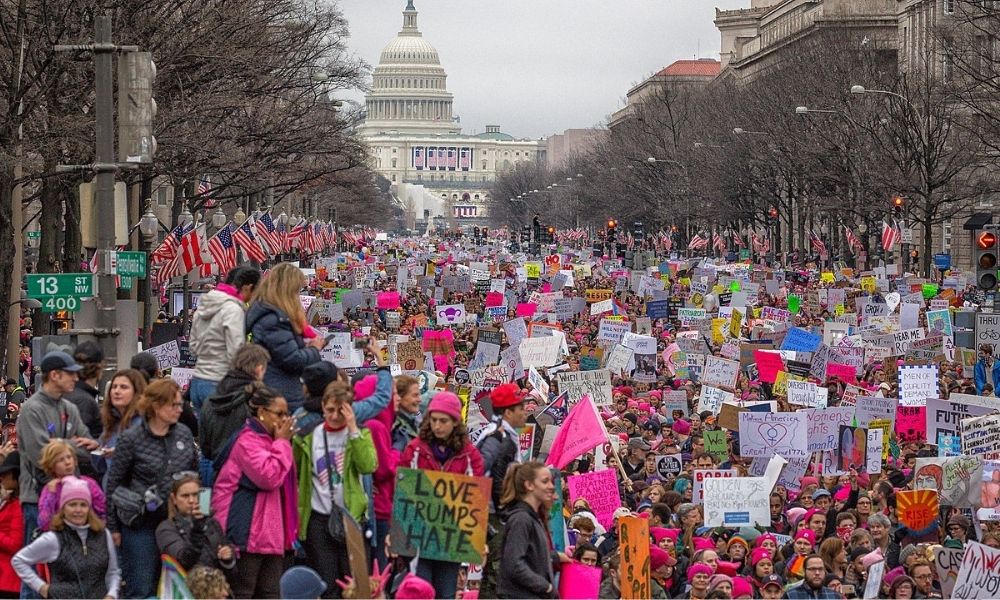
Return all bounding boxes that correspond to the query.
[673,419,691,435]
[795,528,816,546]
[394,574,436,599]
[862,548,884,568]
[353,374,378,401]
[786,507,807,527]
[693,537,716,551]
[427,392,463,422]
[731,576,754,599]
[687,563,713,581]
[754,533,777,548]
[750,547,772,567]
[834,486,851,502]
[58,476,92,510]
[800,476,819,489]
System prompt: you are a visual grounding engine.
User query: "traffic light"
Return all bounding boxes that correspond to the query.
[976,229,998,290]
[472,226,480,242]
[546,226,555,244]
[766,207,778,227]
[607,219,617,235]
[118,52,157,163]
[892,196,905,217]
[633,221,645,242]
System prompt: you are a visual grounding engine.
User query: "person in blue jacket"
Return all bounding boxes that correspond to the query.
[245,263,326,411]
[975,344,1000,395]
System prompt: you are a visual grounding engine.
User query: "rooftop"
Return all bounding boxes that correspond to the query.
[655,59,721,78]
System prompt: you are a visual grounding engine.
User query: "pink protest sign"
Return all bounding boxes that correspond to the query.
[558,562,602,600]
[826,362,858,385]
[896,406,926,443]
[485,291,505,307]
[567,469,621,531]
[516,303,538,318]
[376,291,401,310]
[753,350,784,384]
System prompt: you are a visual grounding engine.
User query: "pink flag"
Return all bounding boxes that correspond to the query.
[377,291,401,310]
[545,396,607,469]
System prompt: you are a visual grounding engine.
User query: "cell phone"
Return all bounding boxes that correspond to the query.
[324,334,337,346]
[198,487,212,515]
[353,337,369,349]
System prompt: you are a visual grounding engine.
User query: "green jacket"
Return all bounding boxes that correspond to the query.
[293,428,377,540]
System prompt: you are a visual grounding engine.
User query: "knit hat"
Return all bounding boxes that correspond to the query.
[672,419,691,435]
[883,566,906,587]
[394,574,436,599]
[861,548,884,568]
[750,547,773,567]
[709,574,733,591]
[754,532,777,549]
[651,527,681,544]
[786,507,807,527]
[728,536,749,551]
[650,545,676,571]
[833,486,851,502]
[794,528,816,547]
[800,476,819,489]
[613,507,632,521]
[353,374,378,401]
[427,391,463,422]
[716,561,739,577]
[693,537,716,552]
[687,563,713,581]
[280,566,327,600]
[58,476,91,511]
[731,576,754,599]
[802,507,823,525]
[300,361,339,398]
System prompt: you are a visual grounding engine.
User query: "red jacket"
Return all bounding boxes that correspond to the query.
[0,498,23,593]
[399,437,485,477]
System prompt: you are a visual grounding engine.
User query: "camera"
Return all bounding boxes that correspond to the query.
[353,337,370,349]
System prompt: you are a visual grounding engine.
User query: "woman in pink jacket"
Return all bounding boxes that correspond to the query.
[398,392,485,599]
[212,383,297,599]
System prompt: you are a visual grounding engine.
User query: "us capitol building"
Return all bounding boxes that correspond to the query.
[359,0,545,231]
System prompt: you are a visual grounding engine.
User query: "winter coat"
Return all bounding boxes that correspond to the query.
[16,389,92,504]
[64,381,102,439]
[477,422,519,506]
[292,426,377,537]
[199,376,253,462]
[392,411,420,452]
[0,498,22,594]
[12,524,120,598]
[105,420,198,532]
[212,419,298,555]
[367,405,400,522]
[190,286,248,382]
[399,437,485,477]
[975,358,1000,395]
[155,514,234,572]
[498,500,558,599]
[245,302,321,410]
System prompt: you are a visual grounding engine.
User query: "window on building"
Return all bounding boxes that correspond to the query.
[392,148,397,153]
[943,0,954,14]
[943,52,954,82]
[481,161,487,170]
[391,174,396,182]
[156,186,168,207]
[391,158,397,168]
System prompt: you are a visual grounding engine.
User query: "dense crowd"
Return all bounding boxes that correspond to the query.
[0,233,995,600]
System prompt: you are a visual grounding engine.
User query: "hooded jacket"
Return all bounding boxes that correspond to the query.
[245,302,321,410]
[190,286,248,382]
[199,380,251,462]
[497,500,557,598]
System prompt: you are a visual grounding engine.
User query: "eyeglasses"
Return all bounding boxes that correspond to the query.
[261,407,290,418]
[914,573,933,580]
[171,471,199,481]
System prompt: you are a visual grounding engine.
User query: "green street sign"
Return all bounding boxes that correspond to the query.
[119,276,134,291]
[26,231,40,239]
[40,297,81,313]
[116,251,147,278]
[27,274,94,299]
[739,249,750,261]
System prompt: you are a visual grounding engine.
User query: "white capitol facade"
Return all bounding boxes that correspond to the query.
[359,0,545,230]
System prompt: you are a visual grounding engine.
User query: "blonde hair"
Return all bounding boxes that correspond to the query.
[252,263,307,334]
[51,504,104,533]
[39,439,76,477]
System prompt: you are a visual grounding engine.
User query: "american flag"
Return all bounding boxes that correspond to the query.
[179,226,205,274]
[625,231,635,250]
[688,233,709,250]
[208,223,237,275]
[658,231,673,252]
[844,226,864,254]
[881,220,901,251]
[732,230,746,248]
[151,225,185,265]
[256,212,282,255]
[303,220,317,254]
[288,221,306,251]
[233,220,267,263]
[325,222,336,248]
[712,231,726,252]
[196,178,214,208]
[808,230,828,255]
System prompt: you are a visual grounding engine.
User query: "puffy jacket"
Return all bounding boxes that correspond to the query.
[245,302,321,410]
[477,422,519,506]
[399,437,485,477]
[0,498,22,594]
[199,385,250,462]
[292,425,377,537]
[212,419,298,555]
[105,420,198,532]
[975,358,1000,395]
[65,381,102,439]
[497,500,557,598]
[190,286,248,382]
[155,514,234,572]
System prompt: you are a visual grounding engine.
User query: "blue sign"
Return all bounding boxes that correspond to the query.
[934,253,952,271]
[780,327,823,353]
[724,512,751,525]
[647,300,669,319]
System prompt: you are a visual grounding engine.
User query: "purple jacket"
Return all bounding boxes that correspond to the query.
[38,475,106,531]
[212,419,298,555]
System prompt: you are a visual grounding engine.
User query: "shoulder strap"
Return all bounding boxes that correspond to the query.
[322,430,337,499]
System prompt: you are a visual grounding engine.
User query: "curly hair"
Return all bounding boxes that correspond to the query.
[417,411,470,454]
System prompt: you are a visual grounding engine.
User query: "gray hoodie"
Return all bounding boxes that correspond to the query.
[189,288,247,381]
[16,389,91,503]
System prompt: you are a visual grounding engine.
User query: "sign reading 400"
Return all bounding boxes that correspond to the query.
[27,274,94,312]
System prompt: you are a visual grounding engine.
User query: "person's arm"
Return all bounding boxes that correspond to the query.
[0,502,23,554]
[499,514,553,596]
[104,432,137,533]
[349,429,378,475]
[234,436,294,491]
[11,532,60,594]
[253,314,321,374]
[352,368,393,425]
[222,305,247,364]
[104,529,121,599]
[156,520,203,571]
[37,484,58,531]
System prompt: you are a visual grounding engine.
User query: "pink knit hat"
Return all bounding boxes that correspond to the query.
[427,392,463,422]
[750,547,772,567]
[394,574,436,599]
[731,576,754,599]
[58,476,92,510]
[693,537,716,551]
[687,563,713,580]
[794,529,816,546]
[754,533,777,548]
[353,374,378,401]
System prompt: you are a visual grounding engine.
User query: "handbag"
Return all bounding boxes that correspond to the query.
[111,485,145,527]
[322,430,346,544]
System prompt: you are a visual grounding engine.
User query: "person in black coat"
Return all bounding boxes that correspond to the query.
[497,461,569,599]
[155,473,235,572]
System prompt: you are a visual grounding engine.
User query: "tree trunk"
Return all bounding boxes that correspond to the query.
[62,182,81,273]
[923,217,934,279]
[0,166,16,372]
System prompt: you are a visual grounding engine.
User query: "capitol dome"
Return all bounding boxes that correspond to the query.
[361,1,460,136]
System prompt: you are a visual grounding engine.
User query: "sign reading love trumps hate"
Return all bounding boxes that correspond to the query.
[738,412,808,459]
[390,468,490,564]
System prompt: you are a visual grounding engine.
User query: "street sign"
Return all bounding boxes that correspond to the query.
[934,253,952,271]
[901,228,914,244]
[40,297,81,312]
[116,251,147,278]
[26,274,94,299]
[119,276,134,291]
[25,231,40,239]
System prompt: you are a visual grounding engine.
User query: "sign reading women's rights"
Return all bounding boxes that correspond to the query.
[390,468,490,564]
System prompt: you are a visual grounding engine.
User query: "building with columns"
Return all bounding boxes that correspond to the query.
[359,1,545,231]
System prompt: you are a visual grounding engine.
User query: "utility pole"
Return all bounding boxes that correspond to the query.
[54,16,143,373]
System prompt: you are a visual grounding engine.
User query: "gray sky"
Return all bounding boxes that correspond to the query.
[336,0,749,139]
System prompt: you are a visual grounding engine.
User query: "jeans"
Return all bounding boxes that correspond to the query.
[188,377,218,415]
[231,552,289,599]
[20,504,38,600]
[120,523,160,599]
[374,518,390,569]
[415,558,460,600]
[302,512,350,599]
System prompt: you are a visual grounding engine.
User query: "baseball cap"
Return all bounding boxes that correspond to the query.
[628,437,652,451]
[761,574,784,589]
[491,383,528,410]
[40,351,83,374]
[811,488,831,500]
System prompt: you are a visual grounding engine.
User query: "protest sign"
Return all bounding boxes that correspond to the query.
[953,541,1000,599]
[698,386,735,416]
[787,380,822,408]
[692,469,736,504]
[499,345,523,381]
[935,546,963,598]
[703,476,771,527]
[518,336,562,368]
[898,365,939,407]
[568,469,621,531]
[838,425,868,471]
[780,327,822,352]
[854,395,897,429]
[896,406,927,443]
[913,456,983,508]
[805,406,854,452]
[738,412,808,459]
[518,425,536,461]
[148,340,181,369]
[169,367,194,390]
[927,397,998,446]
[702,356,740,389]
[618,515,651,600]
[663,390,688,417]
[866,429,883,475]
[604,344,634,376]
[864,561,884,600]
[704,430,728,460]
[598,319,631,343]
[559,562,602,600]
[436,304,467,325]
[556,369,613,406]
[753,350,785,383]
[655,455,683,478]
[962,413,1000,460]
[502,318,527,348]
[389,468,490,564]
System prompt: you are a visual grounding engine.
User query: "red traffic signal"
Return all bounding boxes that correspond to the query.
[892,196,905,208]
[767,207,778,219]
[607,219,617,229]
[978,231,997,250]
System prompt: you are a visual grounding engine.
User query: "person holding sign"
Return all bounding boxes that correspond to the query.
[497,462,569,598]
[398,392,485,599]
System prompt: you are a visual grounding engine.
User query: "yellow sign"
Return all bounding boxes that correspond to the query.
[525,263,542,279]
[820,272,836,284]
[574,264,593,278]
[860,276,876,293]
[834,304,845,316]
[870,418,891,460]
[729,309,743,339]
[773,371,807,397]
[712,318,726,346]
[604,315,625,322]
[585,288,613,303]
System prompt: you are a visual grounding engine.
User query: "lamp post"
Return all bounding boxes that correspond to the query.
[139,202,159,347]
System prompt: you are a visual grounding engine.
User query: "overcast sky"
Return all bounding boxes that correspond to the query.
[336,0,749,139]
